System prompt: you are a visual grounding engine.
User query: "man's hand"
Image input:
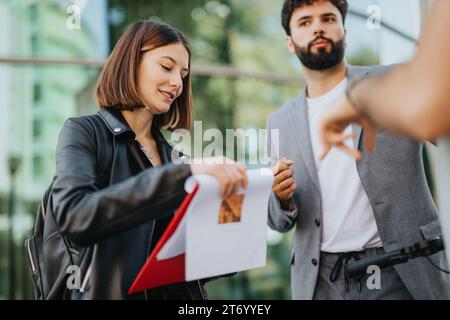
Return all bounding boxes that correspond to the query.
[319,95,377,160]
[272,157,296,210]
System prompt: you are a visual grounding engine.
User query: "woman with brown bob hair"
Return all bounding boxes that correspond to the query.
[47,19,247,300]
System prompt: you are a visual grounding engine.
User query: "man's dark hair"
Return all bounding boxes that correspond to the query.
[282,0,348,35]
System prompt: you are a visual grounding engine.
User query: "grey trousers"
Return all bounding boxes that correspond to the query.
[313,247,413,300]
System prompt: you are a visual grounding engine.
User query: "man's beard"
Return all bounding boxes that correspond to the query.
[294,36,345,70]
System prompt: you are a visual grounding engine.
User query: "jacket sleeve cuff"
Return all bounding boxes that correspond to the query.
[274,195,298,219]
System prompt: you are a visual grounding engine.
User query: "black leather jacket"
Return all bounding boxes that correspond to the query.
[51,108,207,299]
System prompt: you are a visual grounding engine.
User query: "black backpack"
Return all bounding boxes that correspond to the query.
[24,114,113,300]
[24,180,86,299]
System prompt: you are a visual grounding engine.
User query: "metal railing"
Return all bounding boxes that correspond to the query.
[0,56,303,84]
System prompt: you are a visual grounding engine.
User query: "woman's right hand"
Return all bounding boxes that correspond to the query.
[190,157,248,199]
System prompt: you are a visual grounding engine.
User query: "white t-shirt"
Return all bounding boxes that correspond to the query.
[306,77,382,253]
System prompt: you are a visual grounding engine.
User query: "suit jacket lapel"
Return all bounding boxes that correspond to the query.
[351,124,363,150]
[287,91,321,192]
[347,66,370,150]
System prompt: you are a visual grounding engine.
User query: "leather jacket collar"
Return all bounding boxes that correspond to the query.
[98,107,134,137]
[98,107,180,164]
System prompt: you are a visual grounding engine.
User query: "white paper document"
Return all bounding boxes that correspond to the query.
[157,168,274,281]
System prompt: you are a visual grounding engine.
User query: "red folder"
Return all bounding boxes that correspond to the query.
[128,183,199,294]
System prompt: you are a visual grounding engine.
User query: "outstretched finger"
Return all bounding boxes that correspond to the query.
[336,143,362,160]
[319,144,332,160]
[319,131,355,160]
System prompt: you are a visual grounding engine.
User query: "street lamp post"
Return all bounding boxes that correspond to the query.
[8,155,21,300]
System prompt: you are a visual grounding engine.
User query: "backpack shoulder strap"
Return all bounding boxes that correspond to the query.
[78,113,114,184]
